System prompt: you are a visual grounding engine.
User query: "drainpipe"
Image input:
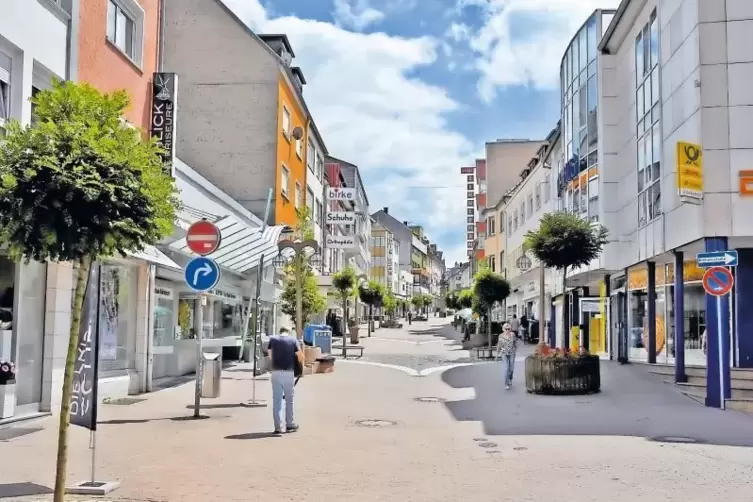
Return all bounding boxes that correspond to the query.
[158,0,167,71]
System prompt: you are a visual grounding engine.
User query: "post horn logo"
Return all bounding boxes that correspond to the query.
[684,144,700,164]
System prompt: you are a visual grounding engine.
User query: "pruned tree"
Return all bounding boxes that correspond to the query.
[0,81,179,501]
[358,280,385,336]
[525,211,608,347]
[473,269,511,348]
[457,289,474,309]
[331,266,357,326]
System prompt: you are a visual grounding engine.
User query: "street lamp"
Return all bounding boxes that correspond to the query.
[273,239,321,338]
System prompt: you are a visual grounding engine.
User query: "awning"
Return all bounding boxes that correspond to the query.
[126,245,182,270]
[168,216,287,275]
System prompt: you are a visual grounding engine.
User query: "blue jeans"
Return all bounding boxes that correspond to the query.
[271,370,295,430]
[502,353,515,386]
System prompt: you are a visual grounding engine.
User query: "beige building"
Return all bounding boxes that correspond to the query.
[485,140,544,209]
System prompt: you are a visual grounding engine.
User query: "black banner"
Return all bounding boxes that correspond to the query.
[70,264,101,431]
[150,72,178,177]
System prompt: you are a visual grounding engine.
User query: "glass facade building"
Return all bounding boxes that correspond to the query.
[557,10,615,222]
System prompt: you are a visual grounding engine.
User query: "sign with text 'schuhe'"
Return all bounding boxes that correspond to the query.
[70,264,101,431]
[150,72,178,178]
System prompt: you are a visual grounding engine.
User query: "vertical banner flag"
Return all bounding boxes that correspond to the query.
[70,264,101,431]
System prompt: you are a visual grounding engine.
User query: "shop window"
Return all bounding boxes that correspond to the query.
[99,263,138,372]
[153,286,175,346]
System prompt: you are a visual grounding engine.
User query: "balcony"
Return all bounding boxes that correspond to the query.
[411,267,430,277]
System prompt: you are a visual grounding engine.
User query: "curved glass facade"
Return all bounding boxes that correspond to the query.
[557,12,611,223]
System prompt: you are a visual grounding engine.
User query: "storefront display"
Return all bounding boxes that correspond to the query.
[99,262,138,372]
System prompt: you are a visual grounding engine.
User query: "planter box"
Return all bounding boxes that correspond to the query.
[524,355,600,395]
[0,381,16,419]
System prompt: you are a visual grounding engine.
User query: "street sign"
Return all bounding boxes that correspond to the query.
[184,256,221,292]
[186,220,221,255]
[696,250,738,268]
[702,266,734,297]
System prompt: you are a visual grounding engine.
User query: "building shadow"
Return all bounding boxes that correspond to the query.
[440,359,753,447]
[0,482,53,498]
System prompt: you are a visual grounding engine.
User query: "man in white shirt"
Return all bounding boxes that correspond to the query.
[509,314,520,337]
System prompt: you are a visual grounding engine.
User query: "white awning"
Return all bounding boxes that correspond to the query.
[168,216,287,275]
[126,245,182,270]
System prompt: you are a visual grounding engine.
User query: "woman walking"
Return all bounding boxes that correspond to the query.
[496,322,518,390]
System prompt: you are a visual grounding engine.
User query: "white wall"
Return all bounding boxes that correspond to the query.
[1,0,69,126]
[305,133,325,246]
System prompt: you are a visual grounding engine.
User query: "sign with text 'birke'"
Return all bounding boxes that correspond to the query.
[70,264,101,431]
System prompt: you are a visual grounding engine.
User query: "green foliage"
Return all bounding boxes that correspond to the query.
[473,268,511,310]
[457,289,474,309]
[358,279,385,307]
[445,292,460,310]
[0,81,179,262]
[331,266,357,305]
[280,270,326,328]
[280,207,326,327]
[411,293,433,308]
[382,293,397,315]
[525,211,608,271]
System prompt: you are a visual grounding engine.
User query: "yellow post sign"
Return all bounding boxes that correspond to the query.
[676,141,703,200]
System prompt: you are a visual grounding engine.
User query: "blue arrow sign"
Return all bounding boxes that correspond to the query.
[696,250,738,268]
[184,256,221,292]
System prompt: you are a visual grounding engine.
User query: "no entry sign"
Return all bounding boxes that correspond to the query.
[702,266,734,297]
[186,220,221,255]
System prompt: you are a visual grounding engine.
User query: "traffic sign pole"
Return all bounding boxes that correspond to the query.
[193,294,204,418]
[702,266,734,409]
[716,295,725,410]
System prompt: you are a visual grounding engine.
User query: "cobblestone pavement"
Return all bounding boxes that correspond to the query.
[1,318,751,501]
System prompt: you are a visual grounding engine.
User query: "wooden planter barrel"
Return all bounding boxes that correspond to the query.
[524,355,601,395]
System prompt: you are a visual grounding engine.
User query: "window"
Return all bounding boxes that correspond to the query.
[490,255,496,272]
[487,216,496,236]
[636,10,661,227]
[527,193,534,215]
[316,199,323,227]
[306,187,315,211]
[307,137,315,171]
[99,263,138,372]
[295,182,302,208]
[281,106,291,138]
[29,86,41,124]
[520,203,526,224]
[513,210,519,231]
[0,61,9,132]
[281,164,290,197]
[296,137,303,158]
[508,216,512,233]
[316,154,324,181]
[535,184,541,210]
[107,0,140,62]
[544,173,551,203]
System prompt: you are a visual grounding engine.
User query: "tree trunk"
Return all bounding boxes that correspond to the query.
[561,269,568,350]
[368,304,373,337]
[54,255,92,502]
[487,307,493,351]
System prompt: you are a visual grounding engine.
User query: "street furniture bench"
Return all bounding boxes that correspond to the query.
[472,347,495,360]
[331,344,365,359]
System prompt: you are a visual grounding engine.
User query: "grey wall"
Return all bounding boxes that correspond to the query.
[162,0,279,220]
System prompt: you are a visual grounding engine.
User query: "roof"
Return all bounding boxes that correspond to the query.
[599,1,632,54]
[258,34,295,57]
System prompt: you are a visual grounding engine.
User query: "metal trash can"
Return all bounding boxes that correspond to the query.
[201,352,222,398]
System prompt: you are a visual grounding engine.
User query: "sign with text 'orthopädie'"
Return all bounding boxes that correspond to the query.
[676,141,703,200]
[326,235,357,249]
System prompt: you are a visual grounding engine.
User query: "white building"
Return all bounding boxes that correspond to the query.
[497,126,561,335]
[398,268,412,300]
[305,130,326,248]
[446,262,472,292]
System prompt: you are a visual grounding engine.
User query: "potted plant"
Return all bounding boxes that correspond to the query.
[524,344,600,395]
[0,358,16,419]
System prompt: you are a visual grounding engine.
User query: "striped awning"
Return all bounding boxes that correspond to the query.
[168,216,288,275]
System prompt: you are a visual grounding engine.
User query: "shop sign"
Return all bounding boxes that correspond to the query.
[155,287,173,299]
[460,167,474,174]
[208,288,238,301]
[150,72,178,177]
[70,265,101,431]
[326,211,356,224]
[676,141,703,200]
[326,187,356,201]
[326,235,357,249]
[739,170,753,196]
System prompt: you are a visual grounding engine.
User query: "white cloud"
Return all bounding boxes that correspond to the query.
[332,0,385,31]
[221,0,475,265]
[458,0,621,102]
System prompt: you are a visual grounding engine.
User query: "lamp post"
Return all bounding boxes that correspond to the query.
[273,239,321,338]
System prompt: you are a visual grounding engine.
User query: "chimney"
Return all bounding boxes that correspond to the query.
[403,221,408,226]
[383,207,388,214]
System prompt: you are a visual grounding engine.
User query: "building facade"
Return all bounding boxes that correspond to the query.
[370,222,400,295]
[161,0,325,230]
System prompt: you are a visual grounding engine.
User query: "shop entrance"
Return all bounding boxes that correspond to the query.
[580,297,607,355]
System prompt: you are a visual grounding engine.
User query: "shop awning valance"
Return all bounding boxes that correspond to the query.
[168,216,287,275]
[126,245,182,270]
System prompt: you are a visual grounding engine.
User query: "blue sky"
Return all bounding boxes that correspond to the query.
[223,0,620,264]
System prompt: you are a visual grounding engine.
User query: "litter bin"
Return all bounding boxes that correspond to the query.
[201,352,222,398]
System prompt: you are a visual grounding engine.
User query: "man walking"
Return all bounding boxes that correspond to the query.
[509,314,520,337]
[267,327,302,434]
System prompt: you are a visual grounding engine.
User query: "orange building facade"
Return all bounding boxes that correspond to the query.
[275,73,309,228]
[76,0,160,129]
